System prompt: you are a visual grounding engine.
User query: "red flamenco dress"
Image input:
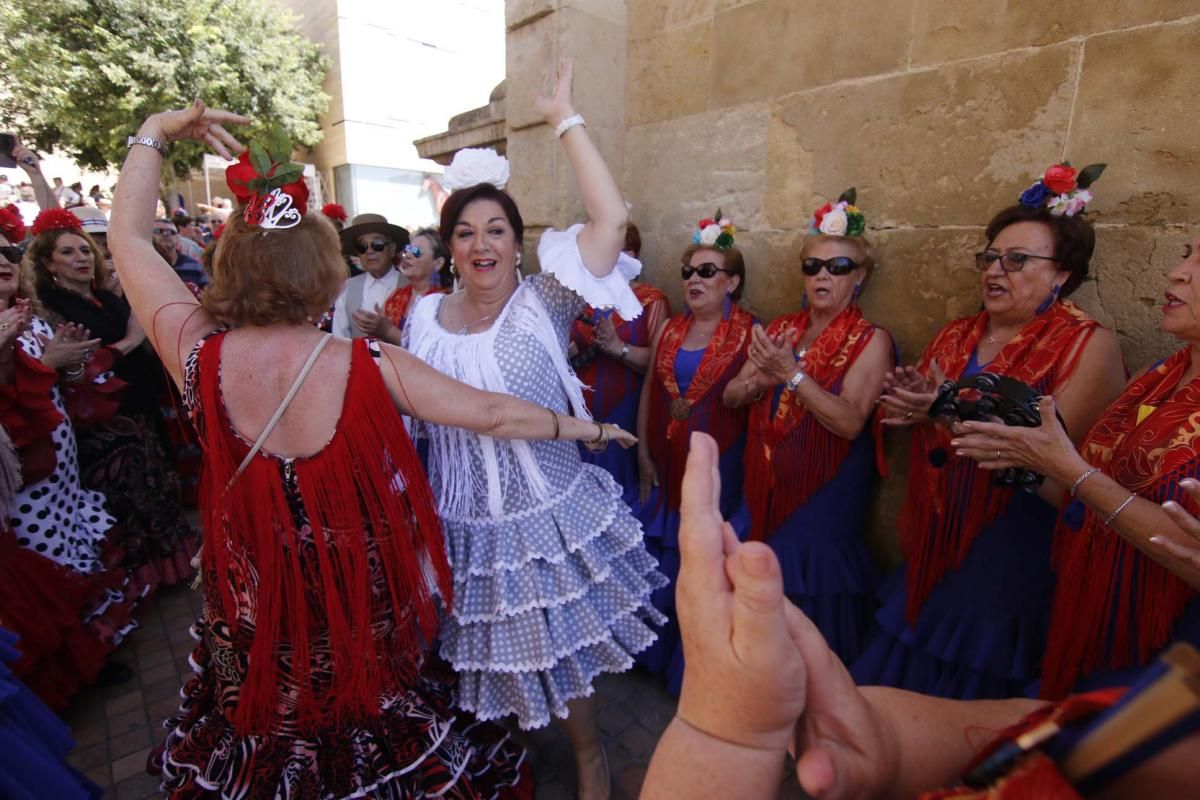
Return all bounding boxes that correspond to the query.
[1039,348,1200,700]
[731,304,892,665]
[571,284,670,498]
[153,332,531,799]
[635,302,754,693]
[852,301,1103,699]
[0,339,141,710]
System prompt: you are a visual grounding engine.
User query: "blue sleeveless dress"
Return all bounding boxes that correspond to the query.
[578,308,643,503]
[851,352,1059,698]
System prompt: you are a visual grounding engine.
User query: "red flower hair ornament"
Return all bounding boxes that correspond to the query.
[224,129,309,231]
[31,208,84,236]
[0,205,26,243]
[321,203,347,223]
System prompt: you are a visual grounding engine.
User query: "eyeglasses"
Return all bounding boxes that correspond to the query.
[356,239,390,254]
[0,245,22,265]
[681,262,730,280]
[974,251,1057,272]
[403,243,423,258]
[801,256,859,276]
[152,227,178,236]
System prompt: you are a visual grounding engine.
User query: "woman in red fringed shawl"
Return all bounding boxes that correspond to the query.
[724,197,895,665]
[635,215,754,693]
[952,230,1200,701]
[853,171,1127,700]
[110,102,641,799]
[571,223,671,497]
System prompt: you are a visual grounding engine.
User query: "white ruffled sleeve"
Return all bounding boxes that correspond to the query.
[536,224,643,320]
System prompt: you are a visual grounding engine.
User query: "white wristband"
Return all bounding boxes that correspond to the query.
[554,114,586,138]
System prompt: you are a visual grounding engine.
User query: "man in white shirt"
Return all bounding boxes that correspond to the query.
[332,213,409,339]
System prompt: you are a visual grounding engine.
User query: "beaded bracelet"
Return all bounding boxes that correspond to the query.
[1104,493,1137,527]
[1069,467,1100,497]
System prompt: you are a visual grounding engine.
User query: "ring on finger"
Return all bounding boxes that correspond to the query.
[904,411,914,419]
[996,449,1002,460]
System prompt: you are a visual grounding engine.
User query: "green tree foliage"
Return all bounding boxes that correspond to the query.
[0,0,330,177]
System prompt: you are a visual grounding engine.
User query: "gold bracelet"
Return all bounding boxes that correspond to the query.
[586,421,606,445]
[548,408,560,440]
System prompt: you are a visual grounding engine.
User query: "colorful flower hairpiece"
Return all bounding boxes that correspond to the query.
[808,188,866,237]
[224,128,309,230]
[31,208,83,237]
[321,203,347,223]
[692,208,737,250]
[0,205,26,243]
[1019,162,1106,218]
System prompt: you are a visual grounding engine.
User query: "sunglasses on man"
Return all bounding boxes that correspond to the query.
[355,239,390,255]
[681,262,731,280]
[801,256,860,276]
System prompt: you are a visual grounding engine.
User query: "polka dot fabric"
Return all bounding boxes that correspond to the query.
[10,318,116,573]
[408,233,664,729]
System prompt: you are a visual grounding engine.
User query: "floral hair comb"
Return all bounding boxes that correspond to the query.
[809,188,865,236]
[31,208,83,236]
[224,129,309,230]
[692,209,736,250]
[1019,162,1106,217]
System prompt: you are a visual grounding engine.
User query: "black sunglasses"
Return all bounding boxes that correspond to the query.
[681,262,730,280]
[0,245,22,265]
[355,239,390,254]
[801,256,859,276]
[974,251,1057,272]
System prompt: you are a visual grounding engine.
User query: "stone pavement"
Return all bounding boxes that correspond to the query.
[62,581,803,799]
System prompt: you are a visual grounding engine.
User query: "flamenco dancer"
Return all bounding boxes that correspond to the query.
[110,99,637,798]
[404,59,666,799]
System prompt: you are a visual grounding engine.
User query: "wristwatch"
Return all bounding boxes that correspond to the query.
[127,134,167,156]
[785,370,806,391]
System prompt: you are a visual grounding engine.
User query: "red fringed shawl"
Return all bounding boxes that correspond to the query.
[573,284,670,421]
[743,305,887,541]
[1040,348,1200,699]
[194,333,452,735]
[648,304,753,511]
[899,301,1100,623]
[382,285,448,328]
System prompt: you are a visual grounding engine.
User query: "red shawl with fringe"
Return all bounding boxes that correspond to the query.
[743,305,888,541]
[648,304,753,511]
[900,301,1100,623]
[1040,348,1200,699]
[194,333,451,735]
[382,285,448,328]
[573,284,670,421]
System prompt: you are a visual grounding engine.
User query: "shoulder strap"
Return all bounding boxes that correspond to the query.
[234,333,333,477]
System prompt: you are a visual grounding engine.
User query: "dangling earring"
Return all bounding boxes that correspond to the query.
[1035,283,1062,315]
[515,253,522,267]
[800,293,809,310]
[852,283,863,299]
[722,293,733,318]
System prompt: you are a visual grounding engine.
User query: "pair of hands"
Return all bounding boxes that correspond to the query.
[352,304,397,341]
[674,433,891,798]
[39,322,102,371]
[747,324,806,385]
[592,315,625,357]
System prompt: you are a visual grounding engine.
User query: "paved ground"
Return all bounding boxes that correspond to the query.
[63,578,804,799]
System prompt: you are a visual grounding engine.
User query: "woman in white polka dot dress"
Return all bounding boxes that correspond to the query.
[405,60,665,799]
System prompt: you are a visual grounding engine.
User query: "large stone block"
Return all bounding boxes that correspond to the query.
[562,0,627,27]
[709,0,915,108]
[559,7,627,130]
[911,0,1200,66]
[625,21,712,126]
[771,43,1076,228]
[1066,19,1200,226]
[507,0,558,31]
[506,12,557,131]
[628,0,719,40]
[505,128,559,230]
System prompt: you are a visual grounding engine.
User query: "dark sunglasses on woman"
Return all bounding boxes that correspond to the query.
[0,245,22,265]
[355,239,390,255]
[801,256,859,276]
[681,262,729,280]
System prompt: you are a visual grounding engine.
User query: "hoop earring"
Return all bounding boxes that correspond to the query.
[1035,283,1062,315]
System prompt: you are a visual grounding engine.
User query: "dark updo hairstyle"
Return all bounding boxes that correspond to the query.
[411,226,453,289]
[624,222,642,257]
[439,184,525,264]
[984,204,1095,297]
[681,243,746,301]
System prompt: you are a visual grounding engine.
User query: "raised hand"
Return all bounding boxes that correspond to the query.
[748,324,798,384]
[533,57,577,128]
[878,360,944,426]
[38,323,101,370]
[140,100,250,160]
[0,301,31,349]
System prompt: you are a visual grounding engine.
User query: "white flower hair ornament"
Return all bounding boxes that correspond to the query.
[442,148,511,192]
[691,208,737,250]
[808,188,866,237]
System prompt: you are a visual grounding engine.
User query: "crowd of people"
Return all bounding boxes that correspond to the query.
[1,53,1199,798]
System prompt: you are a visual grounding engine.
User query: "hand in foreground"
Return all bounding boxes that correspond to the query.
[0,299,32,348]
[878,360,945,426]
[948,395,1081,479]
[533,57,576,128]
[674,432,808,752]
[10,137,40,171]
[139,100,250,160]
[748,324,800,384]
[638,448,659,505]
[351,305,396,340]
[1155,480,1200,591]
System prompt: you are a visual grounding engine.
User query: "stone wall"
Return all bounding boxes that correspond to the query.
[506,1,1200,561]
